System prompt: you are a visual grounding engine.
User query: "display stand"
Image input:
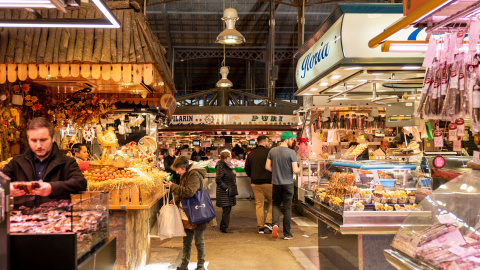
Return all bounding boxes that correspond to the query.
[301,161,428,270]
[109,192,163,270]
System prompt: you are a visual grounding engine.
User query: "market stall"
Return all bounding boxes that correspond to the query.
[0,3,176,270]
[365,0,480,268]
[292,3,437,269]
[160,112,299,199]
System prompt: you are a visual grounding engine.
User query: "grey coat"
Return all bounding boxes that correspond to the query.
[215,160,237,208]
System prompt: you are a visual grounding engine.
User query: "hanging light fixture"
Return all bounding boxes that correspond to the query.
[216,7,245,45]
[216,67,233,88]
[216,45,233,88]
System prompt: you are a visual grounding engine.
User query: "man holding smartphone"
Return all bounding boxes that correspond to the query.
[2,117,87,202]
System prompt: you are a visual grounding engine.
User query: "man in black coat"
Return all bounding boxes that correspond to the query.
[163,147,180,184]
[2,117,87,202]
[245,135,273,234]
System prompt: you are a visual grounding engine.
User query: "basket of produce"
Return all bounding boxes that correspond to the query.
[85,164,169,207]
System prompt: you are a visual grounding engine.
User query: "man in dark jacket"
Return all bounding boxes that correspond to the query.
[2,117,87,202]
[245,135,273,234]
[190,145,206,161]
[163,147,180,184]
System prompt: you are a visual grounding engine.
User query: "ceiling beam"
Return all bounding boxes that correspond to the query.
[146,10,330,15]
[152,30,314,34]
[158,3,173,63]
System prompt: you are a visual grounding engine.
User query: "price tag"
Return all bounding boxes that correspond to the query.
[434,130,444,147]
[448,123,457,141]
[437,213,457,224]
[453,140,462,152]
[473,151,480,163]
[448,246,466,256]
[456,119,465,136]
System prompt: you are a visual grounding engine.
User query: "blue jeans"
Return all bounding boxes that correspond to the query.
[180,229,205,269]
[272,184,294,236]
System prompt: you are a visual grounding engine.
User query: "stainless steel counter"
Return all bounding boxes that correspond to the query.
[205,172,254,199]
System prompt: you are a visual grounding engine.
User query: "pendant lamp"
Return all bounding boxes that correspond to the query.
[216,8,245,45]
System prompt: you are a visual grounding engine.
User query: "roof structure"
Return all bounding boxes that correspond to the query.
[145,0,394,101]
[0,1,175,94]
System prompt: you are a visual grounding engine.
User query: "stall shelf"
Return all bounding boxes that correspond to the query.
[300,159,431,270]
[384,170,480,270]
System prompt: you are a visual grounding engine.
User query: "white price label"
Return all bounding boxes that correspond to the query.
[448,246,466,256]
[449,129,457,141]
[437,213,457,224]
[434,135,444,147]
[453,140,462,152]
[457,124,465,137]
[474,151,480,163]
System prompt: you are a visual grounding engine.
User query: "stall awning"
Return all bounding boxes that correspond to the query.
[294,3,426,97]
[0,2,175,94]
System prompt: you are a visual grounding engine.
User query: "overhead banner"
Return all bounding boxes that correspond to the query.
[170,114,296,126]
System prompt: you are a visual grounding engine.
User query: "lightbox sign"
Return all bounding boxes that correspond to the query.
[296,18,344,90]
[295,12,426,90]
[170,114,296,126]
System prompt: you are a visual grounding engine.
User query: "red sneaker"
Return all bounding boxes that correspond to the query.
[272,225,279,239]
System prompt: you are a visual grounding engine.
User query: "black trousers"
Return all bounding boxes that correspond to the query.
[220,206,232,231]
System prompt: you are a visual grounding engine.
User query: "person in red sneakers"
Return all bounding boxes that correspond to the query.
[265,131,300,240]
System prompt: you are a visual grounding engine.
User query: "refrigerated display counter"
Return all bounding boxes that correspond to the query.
[385,170,480,270]
[299,159,432,270]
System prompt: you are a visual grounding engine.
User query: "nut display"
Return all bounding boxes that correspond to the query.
[83,167,139,182]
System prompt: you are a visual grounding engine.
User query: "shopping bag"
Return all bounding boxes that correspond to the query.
[181,178,216,225]
[157,189,186,240]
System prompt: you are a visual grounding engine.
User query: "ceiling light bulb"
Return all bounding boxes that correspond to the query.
[344,67,362,70]
[330,75,341,79]
[371,72,384,75]
[320,82,328,86]
[310,88,318,91]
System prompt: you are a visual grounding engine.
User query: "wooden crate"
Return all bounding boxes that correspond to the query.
[108,184,163,207]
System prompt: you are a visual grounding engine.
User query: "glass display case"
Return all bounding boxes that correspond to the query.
[385,170,480,270]
[300,159,432,234]
[10,191,109,261]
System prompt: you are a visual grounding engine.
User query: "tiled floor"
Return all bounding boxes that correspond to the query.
[146,200,321,270]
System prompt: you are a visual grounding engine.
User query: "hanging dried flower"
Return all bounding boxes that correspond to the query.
[25,101,33,107]
[31,96,38,103]
[24,95,31,101]
[22,84,30,92]
[33,103,42,111]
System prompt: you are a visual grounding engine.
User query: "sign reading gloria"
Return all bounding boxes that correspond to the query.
[296,18,344,89]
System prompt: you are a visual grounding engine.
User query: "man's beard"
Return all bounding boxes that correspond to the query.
[35,149,52,159]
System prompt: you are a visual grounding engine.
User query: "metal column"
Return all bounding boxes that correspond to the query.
[267,0,276,102]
